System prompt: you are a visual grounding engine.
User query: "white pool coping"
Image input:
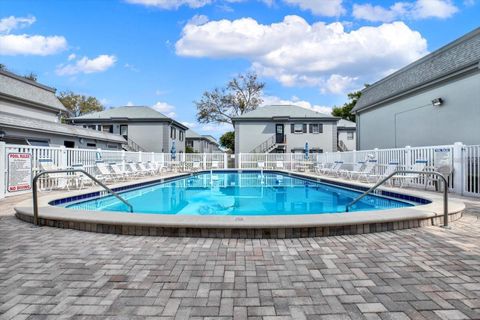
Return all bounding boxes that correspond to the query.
[14,170,465,229]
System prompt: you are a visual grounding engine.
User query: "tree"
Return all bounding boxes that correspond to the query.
[331,90,362,122]
[0,64,7,71]
[195,72,265,126]
[185,146,194,153]
[58,91,104,117]
[220,131,235,152]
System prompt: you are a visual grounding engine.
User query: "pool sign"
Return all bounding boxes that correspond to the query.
[434,148,452,176]
[7,152,32,193]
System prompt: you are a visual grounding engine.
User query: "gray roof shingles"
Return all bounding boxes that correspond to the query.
[0,70,67,112]
[72,106,170,120]
[353,27,480,112]
[232,105,336,121]
[0,112,126,143]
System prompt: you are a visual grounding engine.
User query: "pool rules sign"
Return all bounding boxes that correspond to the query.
[7,153,32,193]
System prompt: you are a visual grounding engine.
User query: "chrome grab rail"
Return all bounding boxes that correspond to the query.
[345,170,449,227]
[32,169,134,226]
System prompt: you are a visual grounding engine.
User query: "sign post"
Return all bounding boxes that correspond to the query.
[7,152,32,193]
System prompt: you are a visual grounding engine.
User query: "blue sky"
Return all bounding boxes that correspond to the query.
[0,0,478,138]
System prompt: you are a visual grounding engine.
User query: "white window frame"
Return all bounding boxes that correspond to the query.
[294,124,303,133]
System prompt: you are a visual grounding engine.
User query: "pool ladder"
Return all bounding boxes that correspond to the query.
[32,169,134,226]
[345,170,450,227]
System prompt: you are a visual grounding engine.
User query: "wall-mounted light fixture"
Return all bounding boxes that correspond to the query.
[432,98,444,106]
[0,130,6,140]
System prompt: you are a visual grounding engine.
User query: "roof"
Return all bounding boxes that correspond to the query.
[353,27,480,113]
[203,135,219,146]
[70,106,188,130]
[337,119,356,129]
[0,112,126,143]
[232,105,337,121]
[0,69,67,112]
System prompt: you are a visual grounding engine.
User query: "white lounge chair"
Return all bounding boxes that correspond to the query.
[126,162,143,177]
[339,161,365,179]
[314,162,332,175]
[38,158,75,190]
[352,160,377,180]
[110,163,131,181]
[211,161,220,169]
[275,161,284,170]
[258,161,265,169]
[191,161,201,172]
[138,162,155,175]
[364,162,399,184]
[392,160,428,187]
[95,161,117,182]
[322,161,344,176]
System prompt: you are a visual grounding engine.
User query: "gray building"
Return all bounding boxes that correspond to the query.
[337,119,356,151]
[232,105,340,154]
[69,106,188,153]
[353,27,480,150]
[0,69,125,149]
[186,130,221,153]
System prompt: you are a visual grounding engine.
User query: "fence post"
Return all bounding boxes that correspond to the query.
[121,149,126,171]
[60,146,68,168]
[453,142,464,195]
[138,151,142,163]
[352,150,357,164]
[405,146,412,169]
[238,153,242,169]
[203,153,207,169]
[224,153,228,169]
[0,142,5,199]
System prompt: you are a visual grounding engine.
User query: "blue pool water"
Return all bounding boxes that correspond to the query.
[62,171,414,215]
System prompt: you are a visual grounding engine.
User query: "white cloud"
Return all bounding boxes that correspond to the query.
[187,14,209,25]
[176,16,427,94]
[68,53,76,61]
[262,95,332,115]
[125,0,212,9]
[0,16,36,34]
[353,0,458,22]
[0,15,67,56]
[181,121,198,128]
[56,55,117,76]
[126,101,135,106]
[0,34,67,56]
[152,101,176,118]
[201,123,232,133]
[283,0,345,16]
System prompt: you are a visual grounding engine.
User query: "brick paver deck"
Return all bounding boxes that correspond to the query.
[1,195,479,319]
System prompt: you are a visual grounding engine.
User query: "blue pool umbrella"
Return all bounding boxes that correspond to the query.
[305,142,309,160]
[171,141,177,160]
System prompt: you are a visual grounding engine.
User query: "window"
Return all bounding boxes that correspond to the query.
[120,125,128,137]
[179,130,184,141]
[291,123,306,133]
[170,127,176,139]
[107,144,118,149]
[102,125,113,133]
[87,143,97,148]
[347,132,354,140]
[27,139,50,147]
[64,141,75,148]
[309,124,323,134]
[186,140,193,147]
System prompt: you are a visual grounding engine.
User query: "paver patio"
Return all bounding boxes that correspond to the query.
[1,193,479,320]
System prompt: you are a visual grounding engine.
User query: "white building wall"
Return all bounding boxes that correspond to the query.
[338,130,356,151]
[235,121,337,153]
[357,71,480,150]
[1,98,60,122]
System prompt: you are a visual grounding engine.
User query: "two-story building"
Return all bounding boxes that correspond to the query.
[337,119,356,151]
[69,106,188,153]
[353,27,480,150]
[186,130,221,153]
[0,69,125,149]
[232,105,340,155]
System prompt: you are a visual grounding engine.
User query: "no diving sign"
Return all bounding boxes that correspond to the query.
[7,153,32,193]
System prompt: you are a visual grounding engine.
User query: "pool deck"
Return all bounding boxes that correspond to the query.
[13,171,465,238]
[1,188,480,319]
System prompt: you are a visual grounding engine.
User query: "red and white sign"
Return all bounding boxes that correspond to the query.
[7,153,32,192]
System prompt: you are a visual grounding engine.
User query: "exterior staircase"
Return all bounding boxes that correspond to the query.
[337,140,349,152]
[251,134,286,153]
[123,137,147,152]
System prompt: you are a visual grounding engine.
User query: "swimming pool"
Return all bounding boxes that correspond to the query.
[62,171,414,215]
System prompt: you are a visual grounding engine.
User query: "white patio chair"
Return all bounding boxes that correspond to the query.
[339,161,365,179]
[352,160,377,180]
[126,162,143,177]
[275,161,284,170]
[392,160,428,187]
[258,161,265,169]
[364,162,399,184]
[211,161,220,169]
[38,158,75,190]
[138,162,155,175]
[95,161,117,183]
[322,161,344,176]
[110,163,131,181]
[191,161,201,172]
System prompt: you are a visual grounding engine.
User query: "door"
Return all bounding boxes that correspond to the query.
[120,125,128,139]
[276,124,284,143]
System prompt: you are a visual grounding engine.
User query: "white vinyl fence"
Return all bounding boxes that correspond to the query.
[2,141,480,198]
[0,142,227,198]
[238,142,480,197]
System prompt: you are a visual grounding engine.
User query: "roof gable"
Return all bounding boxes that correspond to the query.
[0,70,67,112]
[232,105,336,121]
[354,27,480,112]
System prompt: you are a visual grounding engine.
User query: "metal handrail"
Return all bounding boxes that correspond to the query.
[345,170,449,227]
[32,169,134,226]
